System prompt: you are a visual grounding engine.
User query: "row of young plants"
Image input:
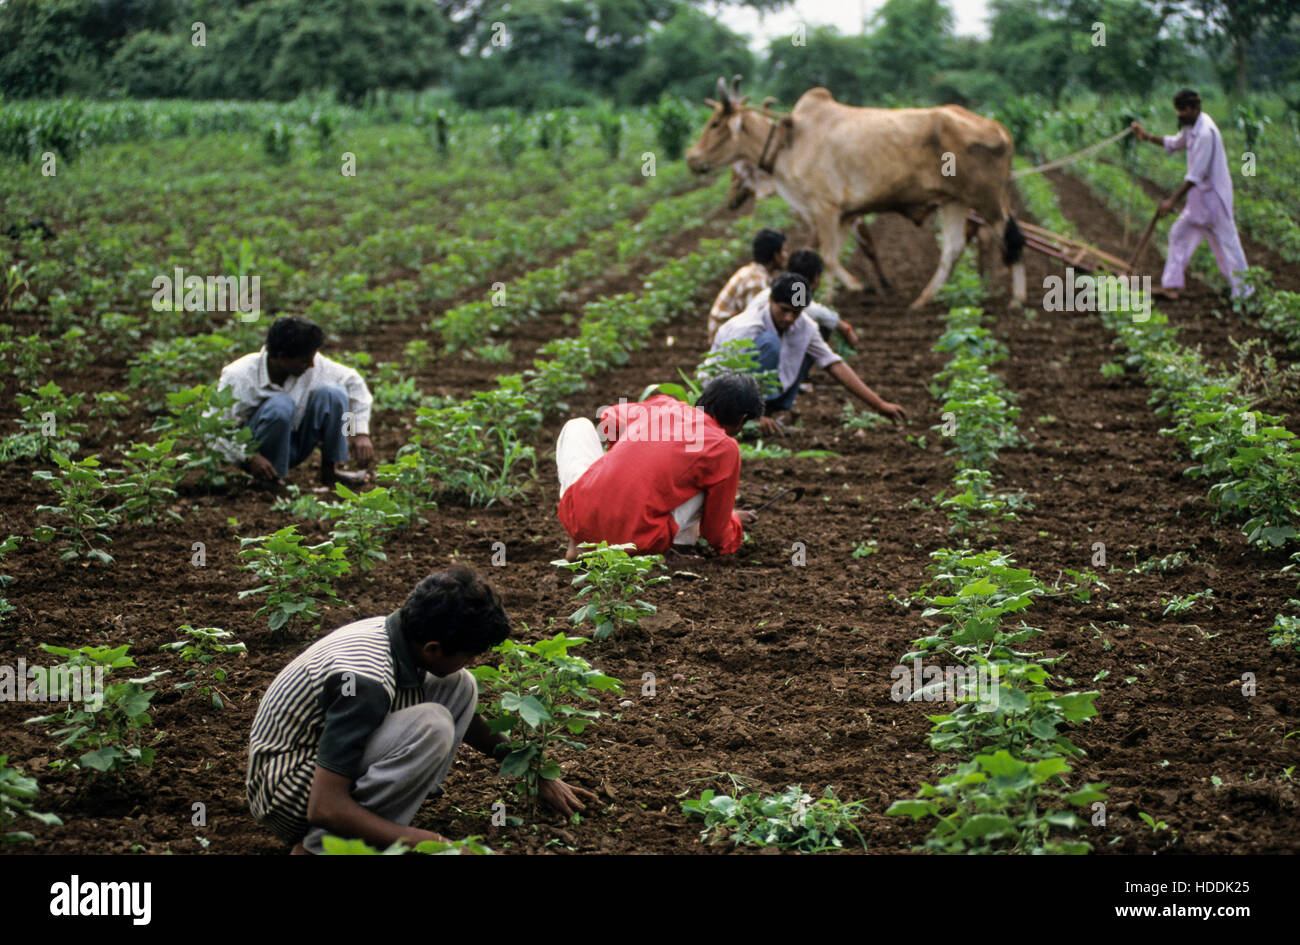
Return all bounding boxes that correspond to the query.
[886,253,1108,853]
[1014,172,1300,660]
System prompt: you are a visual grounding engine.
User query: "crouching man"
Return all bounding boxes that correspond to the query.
[247,568,596,854]
[215,315,373,488]
[555,373,764,561]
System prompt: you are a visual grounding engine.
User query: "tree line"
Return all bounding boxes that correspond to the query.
[1,0,1297,110]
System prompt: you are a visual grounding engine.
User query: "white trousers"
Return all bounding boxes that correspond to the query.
[1162,192,1251,297]
[556,418,703,545]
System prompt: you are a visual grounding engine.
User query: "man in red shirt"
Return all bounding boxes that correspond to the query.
[556,373,764,561]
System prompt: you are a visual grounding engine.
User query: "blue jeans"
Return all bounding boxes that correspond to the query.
[247,386,349,477]
[751,330,814,414]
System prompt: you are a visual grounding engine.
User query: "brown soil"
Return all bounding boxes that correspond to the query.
[3,172,1297,856]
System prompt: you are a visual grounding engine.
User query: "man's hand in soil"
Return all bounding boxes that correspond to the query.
[349,434,374,467]
[758,414,786,437]
[879,401,908,424]
[538,777,600,817]
[736,509,758,527]
[245,454,278,482]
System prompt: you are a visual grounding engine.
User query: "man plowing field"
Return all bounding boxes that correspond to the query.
[1131,89,1252,300]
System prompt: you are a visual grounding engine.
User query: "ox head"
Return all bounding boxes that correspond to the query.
[686,75,759,174]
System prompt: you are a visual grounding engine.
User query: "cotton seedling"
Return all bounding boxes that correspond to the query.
[237,526,350,638]
[2,380,84,461]
[149,383,253,488]
[159,626,247,709]
[33,453,118,564]
[24,644,168,776]
[471,630,621,812]
[108,438,188,524]
[553,541,669,640]
[0,534,18,624]
[681,784,868,853]
[322,484,406,575]
[1,755,62,843]
[320,835,493,855]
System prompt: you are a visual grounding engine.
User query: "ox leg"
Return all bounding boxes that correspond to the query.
[818,212,863,292]
[910,202,969,309]
[852,217,891,292]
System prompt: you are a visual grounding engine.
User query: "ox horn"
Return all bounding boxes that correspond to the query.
[716,76,731,109]
[731,74,743,100]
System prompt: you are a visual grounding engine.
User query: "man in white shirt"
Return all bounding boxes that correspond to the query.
[216,316,374,487]
[707,228,788,342]
[709,274,907,436]
[1131,89,1251,300]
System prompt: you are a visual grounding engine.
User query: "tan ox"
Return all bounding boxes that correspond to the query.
[688,78,1027,308]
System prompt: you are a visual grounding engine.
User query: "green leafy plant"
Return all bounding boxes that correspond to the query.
[2,381,85,461]
[238,526,350,637]
[651,95,693,161]
[24,644,168,775]
[1161,588,1214,617]
[109,439,188,524]
[553,541,669,639]
[33,453,119,564]
[0,534,19,623]
[681,783,868,852]
[1269,610,1300,653]
[320,834,492,855]
[1,755,62,842]
[150,383,254,488]
[886,750,1107,854]
[322,484,405,574]
[471,631,621,810]
[159,626,246,709]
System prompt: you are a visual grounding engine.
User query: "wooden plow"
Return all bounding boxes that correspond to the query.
[968,212,1135,275]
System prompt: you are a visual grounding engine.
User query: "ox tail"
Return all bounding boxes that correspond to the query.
[1002,216,1026,265]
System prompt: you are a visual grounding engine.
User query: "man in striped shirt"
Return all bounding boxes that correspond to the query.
[707,228,788,342]
[247,568,596,853]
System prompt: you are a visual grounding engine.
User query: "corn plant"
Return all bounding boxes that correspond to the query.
[1,755,62,843]
[24,644,168,775]
[471,631,621,811]
[3,381,85,462]
[238,526,350,637]
[33,453,118,565]
[150,383,253,488]
[109,439,188,524]
[681,784,868,852]
[553,542,669,639]
[322,485,406,574]
[159,626,246,709]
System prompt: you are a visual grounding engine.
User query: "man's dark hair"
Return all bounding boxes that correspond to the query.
[265,316,325,359]
[770,272,810,311]
[752,228,786,265]
[696,372,764,428]
[1173,88,1201,109]
[400,567,511,654]
[787,249,824,285]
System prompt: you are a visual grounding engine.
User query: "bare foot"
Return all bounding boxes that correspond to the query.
[565,538,579,562]
[1152,287,1180,300]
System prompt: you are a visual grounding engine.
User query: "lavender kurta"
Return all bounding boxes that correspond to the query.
[1160,112,1251,296]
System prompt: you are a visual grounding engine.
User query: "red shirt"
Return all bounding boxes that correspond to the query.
[558,395,745,555]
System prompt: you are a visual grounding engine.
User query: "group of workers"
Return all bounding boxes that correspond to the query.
[229,89,1253,853]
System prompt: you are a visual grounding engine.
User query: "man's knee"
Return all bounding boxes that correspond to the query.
[258,392,295,424]
[405,703,457,770]
[310,384,348,413]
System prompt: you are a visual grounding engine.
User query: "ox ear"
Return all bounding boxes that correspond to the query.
[704,98,720,109]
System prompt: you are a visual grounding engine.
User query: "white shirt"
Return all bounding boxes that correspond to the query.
[214,349,372,460]
[744,287,841,334]
[710,292,842,392]
[1163,111,1234,219]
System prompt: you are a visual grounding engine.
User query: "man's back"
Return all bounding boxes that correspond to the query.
[558,396,743,554]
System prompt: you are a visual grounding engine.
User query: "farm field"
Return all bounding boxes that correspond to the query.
[2,106,1298,856]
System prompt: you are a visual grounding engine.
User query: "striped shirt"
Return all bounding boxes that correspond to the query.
[246,613,430,843]
[708,262,770,342]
